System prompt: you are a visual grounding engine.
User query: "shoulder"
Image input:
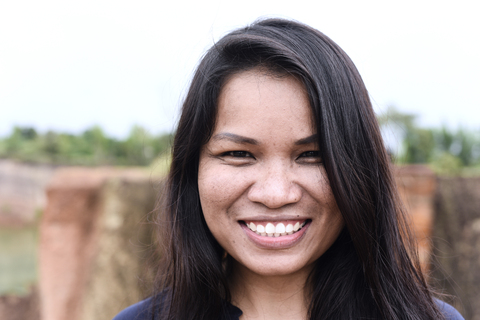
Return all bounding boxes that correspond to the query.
[435,299,464,320]
[112,295,242,320]
[112,297,154,320]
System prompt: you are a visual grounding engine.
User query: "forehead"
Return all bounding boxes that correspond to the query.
[215,69,314,135]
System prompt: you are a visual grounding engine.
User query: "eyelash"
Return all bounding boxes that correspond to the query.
[221,150,321,161]
[222,151,253,158]
[299,151,320,158]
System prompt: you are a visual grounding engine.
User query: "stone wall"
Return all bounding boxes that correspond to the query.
[395,165,437,272]
[431,177,480,320]
[0,160,56,225]
[80,176,158,320]
[0,287,40,320]
[39,167,160,320]
[35,165,474,319]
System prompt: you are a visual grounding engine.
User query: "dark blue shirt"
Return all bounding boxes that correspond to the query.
[113,296,464,320]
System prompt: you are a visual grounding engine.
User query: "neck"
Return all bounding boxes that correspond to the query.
[229,261,313,320]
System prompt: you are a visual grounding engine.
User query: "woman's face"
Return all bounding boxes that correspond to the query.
[198,69,344,277]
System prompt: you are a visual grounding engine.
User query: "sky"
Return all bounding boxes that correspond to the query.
[0,0,479,139]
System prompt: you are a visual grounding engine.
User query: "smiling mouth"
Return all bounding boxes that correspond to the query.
[243,220,309,237]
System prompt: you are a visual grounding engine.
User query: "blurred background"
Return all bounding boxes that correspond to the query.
[0,0,479,319]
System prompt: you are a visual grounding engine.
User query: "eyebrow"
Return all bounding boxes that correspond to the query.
[295,134,318,145]
[211,133,259,145]
[211,133,318,145]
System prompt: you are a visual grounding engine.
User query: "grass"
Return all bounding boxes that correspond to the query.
[0,225,38,296]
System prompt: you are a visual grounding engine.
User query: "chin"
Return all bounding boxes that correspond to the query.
[232,255,316,278]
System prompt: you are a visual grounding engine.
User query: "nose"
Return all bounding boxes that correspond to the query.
[247,162,302,208]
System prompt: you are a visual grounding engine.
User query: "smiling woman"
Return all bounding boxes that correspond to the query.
[198,71,344,286]
[113,19,463,320]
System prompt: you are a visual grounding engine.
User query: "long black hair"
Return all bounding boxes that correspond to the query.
[153,18,444,319]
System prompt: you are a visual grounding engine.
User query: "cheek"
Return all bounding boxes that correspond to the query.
[304,169,344,230]
[198,171,232,210]
[302,168,337,204]
[198,170,240,250]
[198,163,250,208]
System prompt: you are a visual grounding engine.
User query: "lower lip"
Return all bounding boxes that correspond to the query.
[240,221,310,249]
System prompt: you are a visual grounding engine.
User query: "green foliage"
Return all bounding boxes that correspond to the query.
[379,107,480,175]
[430,152,463,176]
[0,125,173,166]
[403,128,435,164]
[3,110,479,174]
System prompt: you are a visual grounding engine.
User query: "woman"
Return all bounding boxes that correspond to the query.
[114,19,463,319]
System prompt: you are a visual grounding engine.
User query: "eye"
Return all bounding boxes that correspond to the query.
[219,150,255,166]
[297,150,322,164]
[300,151,319,158]
[223,151,254,158]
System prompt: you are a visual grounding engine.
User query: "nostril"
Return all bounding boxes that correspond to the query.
[246,165,302,208]
[247,184,302,209]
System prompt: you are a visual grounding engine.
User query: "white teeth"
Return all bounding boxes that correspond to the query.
[246,221,308,237]
[286,224,294,233]
[275,223,285,234]
[265,223,275,234]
